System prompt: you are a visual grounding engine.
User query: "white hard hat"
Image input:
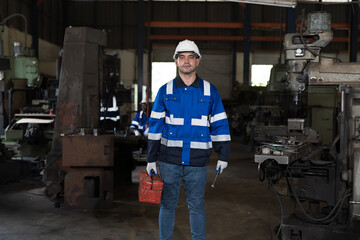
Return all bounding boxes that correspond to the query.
[173,39,202,60]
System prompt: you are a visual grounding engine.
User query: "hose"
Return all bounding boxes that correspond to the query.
[286,167,351,223]
[269,177,283,240]
[1,13,28,54]
[298,11,341,63]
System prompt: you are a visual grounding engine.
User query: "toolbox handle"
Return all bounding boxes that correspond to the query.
[148,170,155,190]
[149,170,160,190]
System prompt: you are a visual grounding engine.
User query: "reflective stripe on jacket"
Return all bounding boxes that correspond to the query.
[130,110,148,132]
[147,76,231,166]
[100,96,120,121]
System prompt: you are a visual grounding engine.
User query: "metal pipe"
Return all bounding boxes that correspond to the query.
[1,13,28,54]
[350,2,359,62]
[341,87,345,112]
[146,0,152,117]
[243,3,251,86]
[0,27,3,57]
[339,86,349,180]
[8,88,12,124]
[335,86,349,203]
[137,0,144,107]
[339,87,346,162]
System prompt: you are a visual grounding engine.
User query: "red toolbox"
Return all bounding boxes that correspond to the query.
[138,171,163,204]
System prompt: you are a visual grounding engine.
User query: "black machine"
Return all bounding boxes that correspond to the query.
[44,27,144,209]
[255,12,360,239]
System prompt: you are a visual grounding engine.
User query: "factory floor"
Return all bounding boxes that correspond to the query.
[0,141,294,240]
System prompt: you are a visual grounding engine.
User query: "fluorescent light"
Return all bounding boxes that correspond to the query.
[226,0,296,8]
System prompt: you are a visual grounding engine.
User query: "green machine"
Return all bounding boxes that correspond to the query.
[308,86,340,146]
[0,15,40,134]
[4,55,39,87]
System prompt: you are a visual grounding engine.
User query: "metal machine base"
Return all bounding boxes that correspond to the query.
[64,168,113,209]
[281,215,360,240]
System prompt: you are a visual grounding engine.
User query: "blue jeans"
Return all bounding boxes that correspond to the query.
[158,161,207,240]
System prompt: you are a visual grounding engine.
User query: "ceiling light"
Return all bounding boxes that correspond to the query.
[226,0,297,8]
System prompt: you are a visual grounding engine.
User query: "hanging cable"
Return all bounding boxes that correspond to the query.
[269,177,283,240]
[298,10,341,63]
[1,13,28,54]
[286,167,351,223]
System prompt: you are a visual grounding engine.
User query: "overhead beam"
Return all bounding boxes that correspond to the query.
[145,21,244,28]
[145,21,358,30]
[149,35,360,42]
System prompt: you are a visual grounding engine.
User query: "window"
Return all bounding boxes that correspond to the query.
[251,65,273,87]
[151,62,177,101]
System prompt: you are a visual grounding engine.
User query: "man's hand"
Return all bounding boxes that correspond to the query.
[216,160,228,174]
[146,162,158,175]
[144,128,149,137]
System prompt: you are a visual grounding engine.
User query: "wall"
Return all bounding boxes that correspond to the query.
[197,52,232,100]
[3,27,360,103]
[105,49,149,89]
[2,25,61,77]
[152,46,234,100]
[1,0,65,46]
[1,26,150,89]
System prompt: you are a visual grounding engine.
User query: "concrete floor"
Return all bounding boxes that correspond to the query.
[0,141,294,240]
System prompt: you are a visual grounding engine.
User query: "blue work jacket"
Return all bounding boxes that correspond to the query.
[147,76,231,166]
[130,111,148,133]
[100,96,120,121]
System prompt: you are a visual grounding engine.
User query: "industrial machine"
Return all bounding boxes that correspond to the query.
[255,12,360,239]
[0,14,57,184]
[0,14,46,131]
[44,27,143,209]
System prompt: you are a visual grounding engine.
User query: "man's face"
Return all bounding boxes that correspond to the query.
[141,103,147,111]
[175,52,200,75]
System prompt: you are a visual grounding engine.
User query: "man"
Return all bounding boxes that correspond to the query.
[100,95,120,132]
[130,100,149,136]
[146,39,231,240]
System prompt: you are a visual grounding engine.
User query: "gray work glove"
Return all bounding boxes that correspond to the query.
[146,162,158,175]
[216,160,228,174]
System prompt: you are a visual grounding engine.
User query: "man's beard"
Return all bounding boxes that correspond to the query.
[179,66,196,75]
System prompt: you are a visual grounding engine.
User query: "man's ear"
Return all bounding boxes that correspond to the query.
[195,58,200,66]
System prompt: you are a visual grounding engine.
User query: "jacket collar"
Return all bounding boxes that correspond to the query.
[175,75,200,88]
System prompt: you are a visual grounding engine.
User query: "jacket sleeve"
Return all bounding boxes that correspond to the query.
[130,112,140,129]
[210,85,231,162]
[147,87,166,163]
[137,111,147,131]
